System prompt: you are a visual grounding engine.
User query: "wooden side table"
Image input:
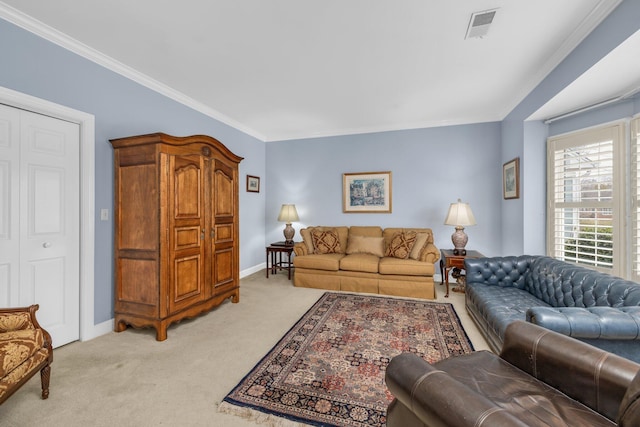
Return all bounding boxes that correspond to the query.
[440,249,484,297]
[266,242,295,280]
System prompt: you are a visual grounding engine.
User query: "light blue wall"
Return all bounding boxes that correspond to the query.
[500,0,640,255]
[0,18,267,324]
[266,123,503,257]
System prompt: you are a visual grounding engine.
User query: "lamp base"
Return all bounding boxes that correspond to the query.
[451,226,468,256]
[283,223,295,245]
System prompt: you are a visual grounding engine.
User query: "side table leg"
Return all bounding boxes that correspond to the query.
[266,248,269,278]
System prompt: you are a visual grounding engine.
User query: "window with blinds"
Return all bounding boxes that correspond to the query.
[631,118,640,281]
[547,123,624,275]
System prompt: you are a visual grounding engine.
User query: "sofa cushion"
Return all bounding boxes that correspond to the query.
[409,232,429,260]
[466,283,551,341]
[340,253,380,273]
[293,253,344,271]
[379,257,434,276]
[435,351,616,427]
[0,329,44,377]
[385,231,417,259]
[346,235,385,257]
[311,229,342,254]
[300,227,316,253]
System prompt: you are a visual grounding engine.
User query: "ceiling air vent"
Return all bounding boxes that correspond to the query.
[465,9,498,39]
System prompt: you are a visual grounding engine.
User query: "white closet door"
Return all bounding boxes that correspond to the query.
[0,103,80,347]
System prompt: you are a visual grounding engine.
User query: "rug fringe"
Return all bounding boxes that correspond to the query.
[217,401,310,427]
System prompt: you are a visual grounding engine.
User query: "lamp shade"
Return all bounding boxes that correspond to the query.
[278,204,299,223]
[444,199,476,227]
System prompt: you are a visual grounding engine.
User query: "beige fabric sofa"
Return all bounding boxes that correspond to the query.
[292,226,440,299]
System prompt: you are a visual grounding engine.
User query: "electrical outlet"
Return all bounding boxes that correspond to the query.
[100,209,109,221]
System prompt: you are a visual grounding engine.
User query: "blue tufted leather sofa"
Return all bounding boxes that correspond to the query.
[465,255,640,362]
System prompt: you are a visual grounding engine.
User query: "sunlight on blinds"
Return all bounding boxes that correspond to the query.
[551,140,614,269]
[631,118,640,280]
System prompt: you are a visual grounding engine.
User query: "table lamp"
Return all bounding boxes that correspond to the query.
[278,204,299,245]
[444,199,476,255]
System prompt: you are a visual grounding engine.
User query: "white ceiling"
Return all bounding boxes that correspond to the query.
[0,0,633,141]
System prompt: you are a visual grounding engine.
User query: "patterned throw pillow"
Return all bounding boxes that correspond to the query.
[385,231,417,259]
[311,229,342,254]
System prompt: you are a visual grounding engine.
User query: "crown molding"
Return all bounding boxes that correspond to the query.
[0,3,267,142]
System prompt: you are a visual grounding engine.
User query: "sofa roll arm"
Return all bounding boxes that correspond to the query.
[386,353,528,427]
[464,255,534,288]
[527,306,640,340]
[419,243,439,264]
[500,321,639,421]
[293,242,308,256]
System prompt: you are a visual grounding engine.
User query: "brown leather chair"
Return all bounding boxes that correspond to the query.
[386,321,640,426]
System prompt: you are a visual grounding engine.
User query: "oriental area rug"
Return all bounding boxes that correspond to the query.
[219,292,474,426]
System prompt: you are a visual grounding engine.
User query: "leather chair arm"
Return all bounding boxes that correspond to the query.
[527,306,640,340]
[500,321,640,421]
[464,255,534,288]
[386,352,528,427]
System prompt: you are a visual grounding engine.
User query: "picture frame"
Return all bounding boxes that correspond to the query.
[246,175,260,193]
[343,171,392,213]
[503,158,520,199]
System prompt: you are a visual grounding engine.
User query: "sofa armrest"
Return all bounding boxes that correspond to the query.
[500,321,640,421]
[527,306,640,340]
[464,255,533,288]
[293,242,308,256]
[418,243,439,264]
[386,352,527,427]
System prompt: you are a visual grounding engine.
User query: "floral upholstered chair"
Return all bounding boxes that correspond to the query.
[0,305,53,404]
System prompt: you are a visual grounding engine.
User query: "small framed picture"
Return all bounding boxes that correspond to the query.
[246,175,260,193]
[503,158,519,199]
[343,171,392,213]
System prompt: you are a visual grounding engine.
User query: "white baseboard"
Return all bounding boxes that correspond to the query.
[80,318,114,342]
[83,264,268,342]
[241,263,266,278]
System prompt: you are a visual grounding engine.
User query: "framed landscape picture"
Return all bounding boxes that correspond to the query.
[343,171,392,213]
[503,158,519,199]
[246,175,260,193]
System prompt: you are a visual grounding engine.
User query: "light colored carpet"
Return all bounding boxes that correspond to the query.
[2,271,489,426]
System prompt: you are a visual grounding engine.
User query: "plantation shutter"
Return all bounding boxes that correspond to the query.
[631,117,640,281]
[547,123,624,275]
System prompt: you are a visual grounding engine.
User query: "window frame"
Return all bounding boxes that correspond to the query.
[546,121,626,276]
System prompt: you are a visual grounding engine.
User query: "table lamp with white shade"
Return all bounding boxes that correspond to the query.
[278,204,299,245]
[444,199,476,255]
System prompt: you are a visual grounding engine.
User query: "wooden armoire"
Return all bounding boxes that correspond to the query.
[110,133,243,340]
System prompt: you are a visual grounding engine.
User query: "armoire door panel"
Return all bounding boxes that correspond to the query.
[214,223,233,243]
[213,168,234,218]
[173,157,201,220]
[174,226,201,251]
[172,255,202,310]
[214,248,233,286]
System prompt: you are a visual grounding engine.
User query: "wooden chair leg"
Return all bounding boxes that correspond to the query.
[40,364,50,399]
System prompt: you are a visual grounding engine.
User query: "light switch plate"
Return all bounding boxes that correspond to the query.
[100,209,109,221]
